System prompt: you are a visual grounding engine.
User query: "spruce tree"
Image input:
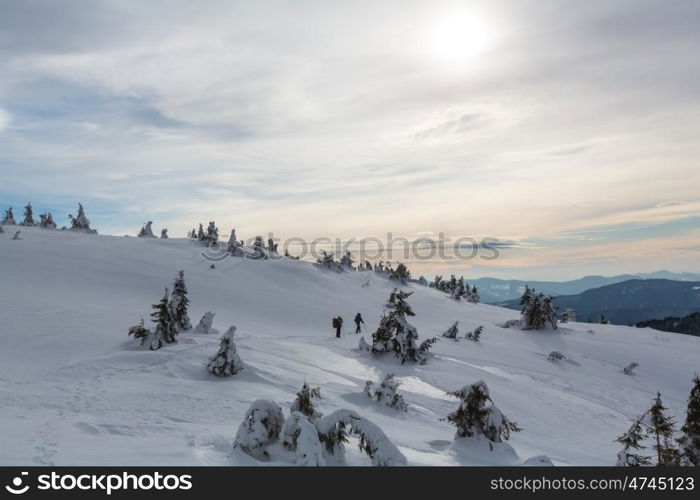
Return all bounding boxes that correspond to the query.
[39,213,57,229]
[1,207,16,225]
[389,262,410,284]
[207,326,244,376]
[648,392,679,465]
[615,414,652,466]
[20,203,35,226]
[197,223,205,241]
[368,289,437,364]
[160,228,168,239]
[678,375,700,466]
[447,381,521,442]
[290,382,322,420]
[364,374,408,412]
[169,270,192,331]
[150,289,178,346]
[340,251,354,268]
[443,321,459,339]
[468,285,480,304]
[466,325,483,342]
[68,203,96,233]
[128,318,151,345]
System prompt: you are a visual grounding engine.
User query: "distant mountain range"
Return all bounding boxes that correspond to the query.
[637,312,700,336]
[469,270,700,304]
[500,279,700,325]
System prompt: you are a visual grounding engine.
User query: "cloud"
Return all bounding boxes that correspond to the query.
[0,108,9,132]
[0,0,698,279]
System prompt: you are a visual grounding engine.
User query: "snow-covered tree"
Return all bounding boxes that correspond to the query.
[290,382,322,420]
[295,416,326,466]
[466,325,483,342]
[648,392,679,466]
[520,287,557,330]
[467,285,480,304]
[234,399,285,459]
[227,229,243,255]
[560,308,577,323]
[623,362,639,375]
[207,326,244,376]
[251,235,268,259]
[431,275,443,289]
[315,409,407,466]
[2,207,16,225]
[0,225,4,233]
[418,276,428,286]
[316,250,335,268]
[19,203,35,226]
[38,213,57,229]
[363,374,408,412]
[367,289,436,364]
[615,414,652,466]
[389,262,410,284]
[68,203,96,233]
[340,251,354,268]
[193,311,216,334]
[127,318,151,345]
[138,221,155,237]
[169,270,191,331]
[196,223,205,241]
[446,380,521,443]
[442,321,459,339]
[160,228,168,239]
[11,230,21,240]
[150,289,178,348]
[678,374,700,466]
[206,221,219,243]
[547,351,567,362]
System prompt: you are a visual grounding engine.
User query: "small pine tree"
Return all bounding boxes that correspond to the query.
[38,213,57,229]
[364,374,408,412]
[467,285,480,304]
[207,326,244,376]
[20,203,35,226]
[169,270,192,331]
[678,374,700,466]
[193,311,216,334]
[138,221,155,237]
[206,221,219,243]
[160,228,168,239]
[150,288,178,346]
[648,392,679,465]
[547,351,567,361]
[1,207,16,225]
[68,203,96,233]
[127,318,151,345]
[447,381,521,442]
[290,383,322,420]
[431,275,443,289]
[197,223,205,241]
[623,362,639,375]
[615,414,652,466]
[389,262,410,284]
[340,251,354,268]
[466,325,483,342]
[443,321,459,339]
[369,289,437,364]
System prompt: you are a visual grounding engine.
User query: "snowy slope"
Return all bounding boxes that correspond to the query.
[0,226,698,466]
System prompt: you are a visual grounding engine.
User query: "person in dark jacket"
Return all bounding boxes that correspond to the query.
[333,316,343,338]
[354,313,364,333]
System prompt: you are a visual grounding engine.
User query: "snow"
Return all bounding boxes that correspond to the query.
[0,226,699,465]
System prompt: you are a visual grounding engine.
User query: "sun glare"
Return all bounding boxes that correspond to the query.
[430,12,495,63]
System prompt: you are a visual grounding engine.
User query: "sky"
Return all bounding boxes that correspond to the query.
[1,0,699,280]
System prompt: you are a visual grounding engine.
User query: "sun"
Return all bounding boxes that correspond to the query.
[430,12,495,63]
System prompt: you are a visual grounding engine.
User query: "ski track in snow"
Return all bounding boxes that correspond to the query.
[1,226,699,466]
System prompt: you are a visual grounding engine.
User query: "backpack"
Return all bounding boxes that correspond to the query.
[332,318,339,329]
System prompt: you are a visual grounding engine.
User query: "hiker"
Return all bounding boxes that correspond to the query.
[354,313,364,333]
[333,316,343,338]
